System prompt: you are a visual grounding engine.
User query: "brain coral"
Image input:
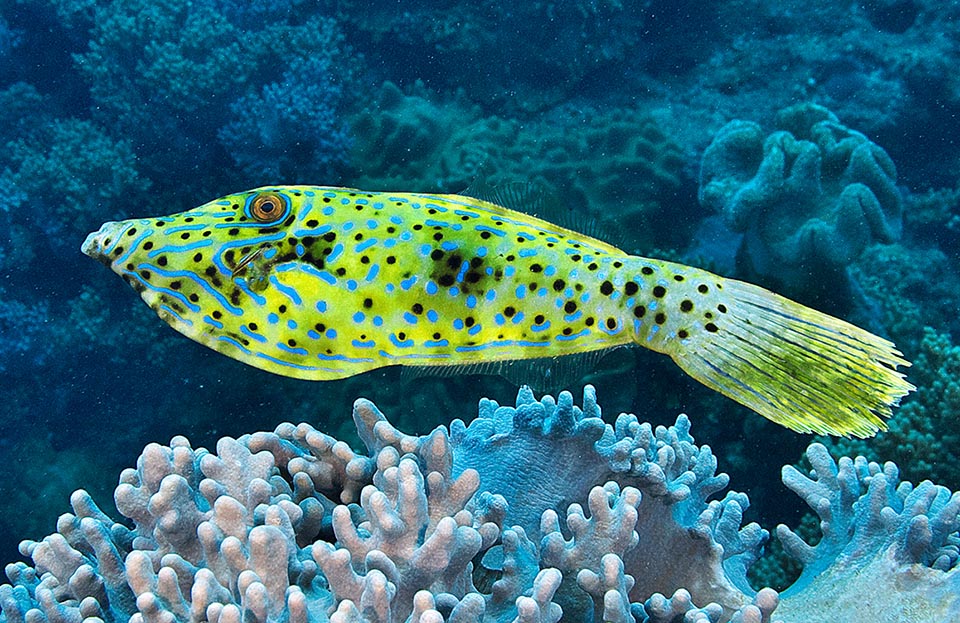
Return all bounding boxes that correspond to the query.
[698,103,903,306]
[2,386,957,623]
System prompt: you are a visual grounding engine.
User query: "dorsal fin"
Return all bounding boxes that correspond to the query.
[460,171,548,216]
[459,173,624,250]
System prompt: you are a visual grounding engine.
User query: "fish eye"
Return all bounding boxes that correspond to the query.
[250,192,286,223]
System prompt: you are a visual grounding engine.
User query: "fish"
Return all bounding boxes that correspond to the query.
[81,185,913,437]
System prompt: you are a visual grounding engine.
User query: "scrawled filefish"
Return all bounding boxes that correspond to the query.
[82,185,913,437]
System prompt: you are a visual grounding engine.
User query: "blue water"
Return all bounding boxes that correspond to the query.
[0,0,957,574]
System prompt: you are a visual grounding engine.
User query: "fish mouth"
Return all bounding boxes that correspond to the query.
[81,221,130,265]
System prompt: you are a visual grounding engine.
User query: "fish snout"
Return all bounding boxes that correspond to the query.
[81,220,131,263]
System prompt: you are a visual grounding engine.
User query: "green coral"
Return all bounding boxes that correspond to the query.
[350,82,687,250]
[826,327,960,490]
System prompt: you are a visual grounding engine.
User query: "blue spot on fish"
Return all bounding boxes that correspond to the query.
[241,325,267,343]
[390,333,413,348]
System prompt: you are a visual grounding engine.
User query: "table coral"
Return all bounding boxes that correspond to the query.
[1,387,957,622]
[698,103,903,306]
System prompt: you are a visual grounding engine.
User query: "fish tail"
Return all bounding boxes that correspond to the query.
[639,270,913,437]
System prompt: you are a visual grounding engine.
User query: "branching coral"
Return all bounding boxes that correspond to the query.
[0,116,147,242]
[2,387,957,622]
[74,1,354,193]
[219,54,351,181]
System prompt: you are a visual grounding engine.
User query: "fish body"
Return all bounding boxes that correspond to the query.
[82,186,913,437]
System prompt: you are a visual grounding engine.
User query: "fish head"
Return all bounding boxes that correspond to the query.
[81,186,330,366]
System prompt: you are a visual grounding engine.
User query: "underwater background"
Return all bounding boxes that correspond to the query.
[0,0,959,601]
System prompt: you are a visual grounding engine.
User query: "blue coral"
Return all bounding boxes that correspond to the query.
[218,54,351,181]
[2,387,957,622]
[698,103,903,306]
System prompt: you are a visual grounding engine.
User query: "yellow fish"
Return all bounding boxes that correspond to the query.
[82,185,912,437]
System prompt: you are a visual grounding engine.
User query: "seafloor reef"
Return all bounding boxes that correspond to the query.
[2,386,957,623]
